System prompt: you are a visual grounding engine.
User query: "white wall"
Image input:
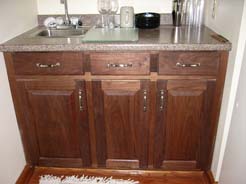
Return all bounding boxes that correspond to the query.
[205,0,246,181]
[217,1,246,183]
[37,0,172,14]
[219,42,246,184]
[0,0,38,183]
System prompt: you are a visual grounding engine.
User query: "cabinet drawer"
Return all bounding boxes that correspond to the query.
[12,52,84,75]
[158,52,220,75]
[90,53,150,75]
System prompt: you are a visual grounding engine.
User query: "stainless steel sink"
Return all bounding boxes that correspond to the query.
[34,27,90,38]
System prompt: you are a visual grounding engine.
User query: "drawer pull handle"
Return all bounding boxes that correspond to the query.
[143,90,147,112]
[36,62,61,68]
[107,63,133,68]
[79,89,83,111]
[176,62,201,68]
[160,90,165,111]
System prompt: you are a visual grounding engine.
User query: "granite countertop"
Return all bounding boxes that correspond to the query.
[0,25,231,52]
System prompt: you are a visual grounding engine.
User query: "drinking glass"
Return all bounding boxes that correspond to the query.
[97,0,111,28]
[185,0,194,26]
[185,0,205,27]
[109,0,119,28]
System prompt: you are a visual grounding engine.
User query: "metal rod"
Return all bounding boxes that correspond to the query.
[62,0,71,25]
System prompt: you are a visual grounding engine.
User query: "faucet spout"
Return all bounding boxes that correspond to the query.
[61,0,70,25]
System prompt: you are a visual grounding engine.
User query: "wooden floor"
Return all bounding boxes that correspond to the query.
[17,165,214,184]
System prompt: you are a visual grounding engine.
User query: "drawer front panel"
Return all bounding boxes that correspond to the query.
[158,52,220,75]
[13,52,84,75]
[90,53,150,75]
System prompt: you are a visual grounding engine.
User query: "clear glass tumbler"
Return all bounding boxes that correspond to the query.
[97,0,111,28]
[185,0,195,26]
[109,0,119,28]
[185,0,205,27]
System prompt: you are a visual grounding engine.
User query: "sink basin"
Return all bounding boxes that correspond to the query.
[34,27,90,38]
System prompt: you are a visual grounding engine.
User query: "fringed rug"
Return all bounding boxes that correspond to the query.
[39,175,139,184]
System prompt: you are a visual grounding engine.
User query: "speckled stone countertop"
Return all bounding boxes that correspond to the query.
[0,25,231,52]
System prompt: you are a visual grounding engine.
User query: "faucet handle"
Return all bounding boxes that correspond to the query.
[43,17,57,28]
[70,17,79,26]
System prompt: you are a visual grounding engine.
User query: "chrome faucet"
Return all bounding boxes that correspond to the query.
[61,0,71,25]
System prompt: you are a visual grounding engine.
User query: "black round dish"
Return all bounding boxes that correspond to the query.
[135,12,160,29]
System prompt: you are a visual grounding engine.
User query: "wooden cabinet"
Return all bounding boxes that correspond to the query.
[4,51,228,173]
[15,79,91,168]
[12,52,84,75]
[154,80,216,170]
[158,52,220,76]
[91,80,150,169]
[90,53,150,75]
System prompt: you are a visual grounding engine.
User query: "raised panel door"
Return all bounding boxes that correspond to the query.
[92,80,150,169]
[154,80,215,170]
[16,80,91,167]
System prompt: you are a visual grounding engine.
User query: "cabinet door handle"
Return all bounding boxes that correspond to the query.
[79,89,83,111]
[160,90,165,111]
[107,63,133,68]
[36,62,61,68]
[176,62,201,68]
[143,90,147,112]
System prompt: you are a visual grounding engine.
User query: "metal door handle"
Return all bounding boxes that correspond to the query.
[107,63,133,68]
[176,62,201,68]
[143,90,147,112]
[79,89,83,111]
[36,62,61,68]
[160,90,165,111]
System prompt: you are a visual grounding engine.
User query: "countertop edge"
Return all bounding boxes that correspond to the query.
[0,43,232,52]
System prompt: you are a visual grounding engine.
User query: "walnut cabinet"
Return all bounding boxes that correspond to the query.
[4,51,228,172]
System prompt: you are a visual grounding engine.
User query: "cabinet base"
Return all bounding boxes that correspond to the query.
[16,165,215,184]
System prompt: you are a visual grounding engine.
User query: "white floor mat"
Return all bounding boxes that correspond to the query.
[39,175,139,184]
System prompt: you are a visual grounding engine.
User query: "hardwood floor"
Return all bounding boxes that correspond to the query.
[17,165,213,184]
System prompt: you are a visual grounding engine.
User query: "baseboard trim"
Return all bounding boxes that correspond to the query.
[206,171,218,184]
[16,165,34,184]
[15,165,217,184]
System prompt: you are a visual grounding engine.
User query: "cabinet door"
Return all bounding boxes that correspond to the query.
[154,80,215,170]
[92,80,150,169]
[16,80,91,167]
